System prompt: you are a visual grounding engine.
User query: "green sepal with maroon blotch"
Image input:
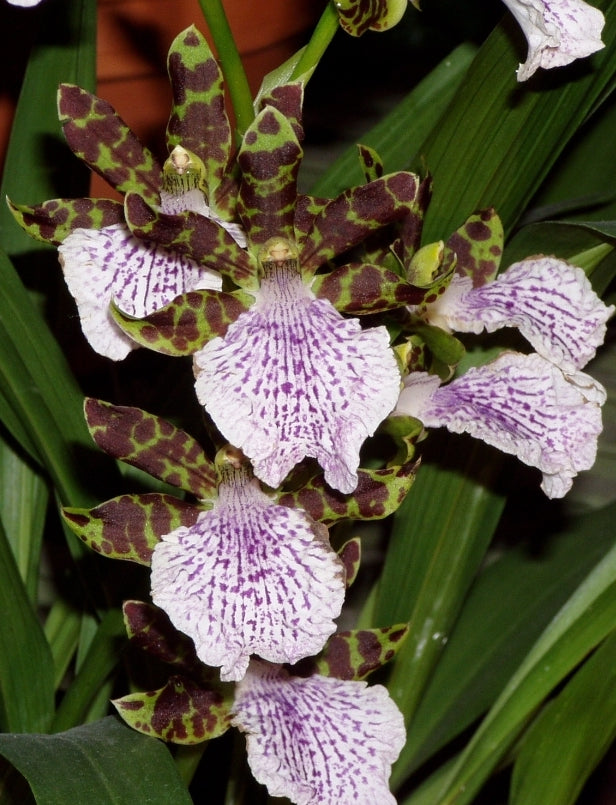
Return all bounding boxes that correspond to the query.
[299,171,422,279]
[113,675,233,745]
[7,197,123,245]
[57,84,162,203]
[338,538,361,589]
[357,144,384,183]
[62,493,203,566]
[405,318,466,375]
[237,107,302,250]
[123,600,217,682]
[111,287,253,356]
[390,174,433,271]
[334,0,408,36]
[166,27,236,219]
[278,461,418,526]
[311,261,424,314]
[84,399,217,498]
[377,414,424,466]
[446,208,504,287]
[256,83,305,143]
[123,192,257,289]
[296,624,409,681]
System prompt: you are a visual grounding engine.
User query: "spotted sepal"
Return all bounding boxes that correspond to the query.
[113,674,232,745]
[357,144,384,183]
[166,27,234,213]
[57,84,161,203]
[84,398,217,498]
[62,493,202,566]
[123,600,206,675]
[338,538,361,588]
[446,208,504,287]
[390,174,433,270]
[111,288,252,356]
[256,83,305,143]
[278,461,418,526]
[7,197,123,245]
[297,624,409,681]
[334,0,408,35]
[124,192,256,288]
[299,171,421,278]
[312,261,424,314]
[237,107,302,249]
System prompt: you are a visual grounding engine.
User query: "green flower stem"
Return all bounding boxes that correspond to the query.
[290,2,340,81]
[174,744,208,786]
[197,0,254,135]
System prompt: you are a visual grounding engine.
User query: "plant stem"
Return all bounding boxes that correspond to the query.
[290,1,340,82]
[197,0,254,135]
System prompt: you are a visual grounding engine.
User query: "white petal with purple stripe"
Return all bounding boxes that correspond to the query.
[420,257,613,372]
[58,223,221,360]
[193,266,400,494]
[397,351,606,498]
[150,472,344,682]
[502,0,605,81]
[232,661,405,805]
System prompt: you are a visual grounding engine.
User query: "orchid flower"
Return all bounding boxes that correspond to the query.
[9,26,244,360]
[502,0,605,80]
[6,0,42,5]
[397,351,606,498]
[232,660,406,805]
[150,445,345,682]
[113,599,407,803]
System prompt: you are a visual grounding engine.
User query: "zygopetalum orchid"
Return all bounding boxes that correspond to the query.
[330,0,605,80]
[62,399,417,681]
[9,26,243,360]
[111,595,408,805]
[11,25,426,496]
[395,210,613,497]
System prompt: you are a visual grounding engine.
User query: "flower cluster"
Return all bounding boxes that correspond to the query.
[11,22,612,805]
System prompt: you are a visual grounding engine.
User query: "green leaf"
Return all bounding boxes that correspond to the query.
[62,493,202,566]
[399,500,616,778]
[0,518,54,733]
[432,520,616,805]
[113,676,232,745]
[312,262,424,313]
[84,399,217,499]
[417,0,616,242]
[278,462,418,525]
[0,716,192,805]
[0,0,97,257]
[510,628,616,805]
[111,288,252,356]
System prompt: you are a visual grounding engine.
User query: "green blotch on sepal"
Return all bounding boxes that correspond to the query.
[447,208,504,286]
[278,461,418,526]
[312,261,424,314]
[166,27,235,217]
[7,197,123,245]
[335,0,408,36]
[357,144,384,183]
[111,288,253,356]
[84,398,217,499]
[298,625,409,681]
[62,493,202,566]
[377,415,424,465]
[237,106,303,249]
[113,675,232,745]
[338,538,361,588]
[57,84,161,203]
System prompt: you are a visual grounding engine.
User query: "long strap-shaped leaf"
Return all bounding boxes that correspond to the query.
[416,0,616,241]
